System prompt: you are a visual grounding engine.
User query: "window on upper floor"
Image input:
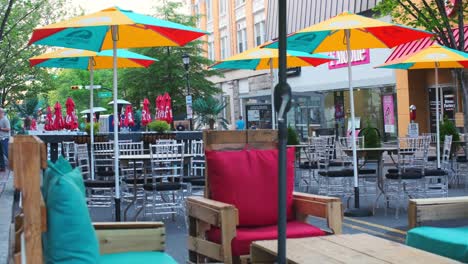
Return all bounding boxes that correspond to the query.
[220,35,229,60]
[206,0,212,21]
[254,21,265,46]
[237,27,247,53]
[219,0,227,16]
[208,41,215,61]
[235,0,246,7]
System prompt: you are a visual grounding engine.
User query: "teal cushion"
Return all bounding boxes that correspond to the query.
[99,251,177,264]
[45,156,85,198]
[406,226,468,262]
[45,173,99,264]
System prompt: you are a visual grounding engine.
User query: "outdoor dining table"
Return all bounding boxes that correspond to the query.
[119,152,194,221]
[343,146,398,215]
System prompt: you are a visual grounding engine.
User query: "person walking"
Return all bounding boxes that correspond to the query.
[0,108,11,171]
[235,116,245,130]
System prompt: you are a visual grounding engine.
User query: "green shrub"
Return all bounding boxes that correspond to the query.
[440,118,460,142]
[287,126,300,145]
[148,120,171,133]
[84,123,100,135]
[359,120,381,148]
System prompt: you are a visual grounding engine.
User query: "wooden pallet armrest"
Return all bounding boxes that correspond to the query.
[93,222,166,255]
[293,192,343,234]
[408,197,468,229]
[186,196,238,263]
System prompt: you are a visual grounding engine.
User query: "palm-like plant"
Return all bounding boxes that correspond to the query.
[192,96,229,130]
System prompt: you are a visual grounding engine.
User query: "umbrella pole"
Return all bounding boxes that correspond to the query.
[270,59,276,129]
[89,59,95,180]
[277,0,290,262]
[343,29,372,217]
[435,65,441,169]
[112,25,121,221]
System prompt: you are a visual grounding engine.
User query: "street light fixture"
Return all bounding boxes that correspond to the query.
[182,53,193,130]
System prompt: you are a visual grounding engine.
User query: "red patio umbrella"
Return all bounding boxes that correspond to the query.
[30,118,37,130]
[53,101,64,130]
[141,98,151,126]
[155,95,165,121]
[64,97,78,130]
[162,92,173,124]
[124,105,135,127]
[44,106,54,131]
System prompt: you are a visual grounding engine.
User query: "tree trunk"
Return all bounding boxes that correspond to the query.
[209,119,215,130]
[458,69,468,156]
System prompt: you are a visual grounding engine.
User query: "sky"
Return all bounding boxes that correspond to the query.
[72,0,190,15]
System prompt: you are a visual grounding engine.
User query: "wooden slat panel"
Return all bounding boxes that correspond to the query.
[417,203,468,223]
[187,200,222,226]
[410,196,468,205]
[96,227,165,254]
[294,198,328,218]
[93,222,164,230]
[293,192,341,203]
[187,236,223,261]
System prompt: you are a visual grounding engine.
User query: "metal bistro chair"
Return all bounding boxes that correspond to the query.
[75,143,115,209]
[384,136,429,218]
[119,141,145,203]
[183,139,205,196]
[86,142,116,209]
[142,142,186,221]
[297,137,318,193]
[425,135,452,197]
[62,141,77,167]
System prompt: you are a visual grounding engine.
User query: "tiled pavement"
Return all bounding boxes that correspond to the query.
[0,170,13,264]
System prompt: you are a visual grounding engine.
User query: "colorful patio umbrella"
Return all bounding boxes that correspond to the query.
[267,11,433,217]
[29,6,207,221]
[377,44,468,168]
[44,106,53,131]
[141,98,151,126]
[53,102,64,130]
[123,105,135,127]
[64,97,78,130]
[30,48,156,180]
[211,46,335,128]
[163,93,173,125]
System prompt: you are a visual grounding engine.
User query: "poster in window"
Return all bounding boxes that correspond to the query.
[382,95,395,133]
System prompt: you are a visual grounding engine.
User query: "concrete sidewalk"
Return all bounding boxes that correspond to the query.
[0,170,14,264]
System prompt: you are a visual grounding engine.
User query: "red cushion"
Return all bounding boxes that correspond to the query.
[206,221,326,256]
[206,147,295,227]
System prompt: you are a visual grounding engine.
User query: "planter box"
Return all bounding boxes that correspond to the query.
[73,135,108,144]
[142,133,176,144]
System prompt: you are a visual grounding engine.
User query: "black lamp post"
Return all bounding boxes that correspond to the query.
[182,53,193,130]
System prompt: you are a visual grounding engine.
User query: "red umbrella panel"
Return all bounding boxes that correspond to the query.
[162,92,173,124]
[64,97,78,130]
[141,98,152,126]
[155,95,165,121]
[53,101,64,130]
[44,106,54,131]
[124,105,135,127]
[30,118,37,130]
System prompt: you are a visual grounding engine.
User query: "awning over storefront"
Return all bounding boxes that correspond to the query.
[386,26,467,63]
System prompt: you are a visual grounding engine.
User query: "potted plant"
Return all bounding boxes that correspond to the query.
[84,122,100,135]
[192,97,229,130]
[439,118,460,155]
[359,120,381,159]
[147,120,171,133]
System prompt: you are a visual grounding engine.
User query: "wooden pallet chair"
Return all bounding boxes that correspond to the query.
[9,135,176,264]
[186,130,343,264]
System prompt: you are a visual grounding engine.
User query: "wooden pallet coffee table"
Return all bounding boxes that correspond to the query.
[250,234,458,263]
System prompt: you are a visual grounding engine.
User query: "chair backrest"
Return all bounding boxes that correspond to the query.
[336,136,364,161]
[203,130,277,198]
[441,135,453,169]
[119,141,144,155]
[397,136,429,173]
[75,143,90,179]
[93,142,114,175]
[149,143,185,180]
[190,140,204,156]
[62,141,76,165]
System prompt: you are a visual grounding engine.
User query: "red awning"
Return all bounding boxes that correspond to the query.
[386,26,468,63]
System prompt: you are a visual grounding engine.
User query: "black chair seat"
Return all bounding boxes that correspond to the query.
[84,180,115,188]
[299,162,318,169]
[457,156,467,162]
[329,161,352,167]
[191,179,205,186]
[123,178,153,184]
[183,176,204,183]
[143,182,182,191]
[424,169,448,176]
[385,171,423,180]
[318,168,375,177]
[96,170,115,177]
[428,156,437,162]
[387,168,447,177]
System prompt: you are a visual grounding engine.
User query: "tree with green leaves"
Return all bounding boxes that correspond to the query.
[0,0,79,108]
[192,96,229,130]
[375,0,467,139]
[119,1,222,116]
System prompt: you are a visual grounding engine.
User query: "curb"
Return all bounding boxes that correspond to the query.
[0,173,14,264]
